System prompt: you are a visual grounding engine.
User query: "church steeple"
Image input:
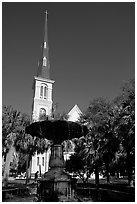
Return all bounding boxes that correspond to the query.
[37,11,50,79]
[32,11,54,122]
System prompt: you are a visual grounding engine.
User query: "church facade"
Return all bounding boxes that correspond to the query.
[31,12,82,176]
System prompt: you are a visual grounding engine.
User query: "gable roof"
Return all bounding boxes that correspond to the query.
[68,104,82,115]
[68,104,82,122]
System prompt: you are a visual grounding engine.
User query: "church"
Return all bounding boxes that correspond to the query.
[31,12,82,176]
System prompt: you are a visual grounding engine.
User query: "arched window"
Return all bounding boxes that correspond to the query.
[40,84,48,99]
[39,108,46,115]
[37,157,39,166]
[40,86,43,98]
[42,157,44,166]
[44,86,47,99]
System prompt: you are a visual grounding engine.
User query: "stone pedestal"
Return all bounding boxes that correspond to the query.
[37,145,73,201]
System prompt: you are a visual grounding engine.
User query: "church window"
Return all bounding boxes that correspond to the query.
[44,86,47,99]
[40,86,43,98]
[37,157,39,166]
[40,84,48,99]
[43,57,47,66]
[42,157,44,166]
[44,42,46,48]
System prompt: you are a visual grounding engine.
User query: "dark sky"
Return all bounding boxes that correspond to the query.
[2,2,135,116]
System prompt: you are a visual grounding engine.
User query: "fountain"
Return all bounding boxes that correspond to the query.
[26,120,88,201]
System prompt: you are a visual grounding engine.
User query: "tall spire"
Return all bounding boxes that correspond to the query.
[37,11,50,79]
[44,10,48,43]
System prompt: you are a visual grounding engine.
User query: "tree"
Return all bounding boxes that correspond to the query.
[62,140,74,152]
[113,79,135,186]
[66,136,93,184]
[84,128,103,185]
[15,132,35,183]
[109,146,127,178]
[79,97,119,184]
[39,112,48,121]
[54,112,69,121]
[3,133,16,186]
[17,152,28,174]
[15,132,51,184]
[2,105,30,186]
[9,151,19,176]
[2,105,30,157]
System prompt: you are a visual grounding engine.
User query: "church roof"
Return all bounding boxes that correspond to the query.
[68,104,82,122]
[68,104,82,115]
[37,11,50,79]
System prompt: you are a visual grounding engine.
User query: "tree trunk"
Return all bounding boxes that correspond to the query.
[116,170,119,178]
[25,155,32,184]
[3,145,15,186]
[25,158,29,185]
[105,162,110,183]
[78,171,86,184]
[28,158,32,179]
[95,164,99,186]
[127,151,134,187]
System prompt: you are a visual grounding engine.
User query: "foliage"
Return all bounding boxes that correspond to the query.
[39,113,48,121]
[9,151,19,174]
[2,105,30,135]
[17,153,28,174]
[79,97,119,183]
[54,112,69,121]
[2,105,51,184]
[114,79,135,154]
[62,139,75,153]
[112,79,135,185]
[66,136,92,183]
[15,133,35,155]
[2,105,31,184]
[52,103,68,120]
[75,79,135,186]
[2,105,30,158]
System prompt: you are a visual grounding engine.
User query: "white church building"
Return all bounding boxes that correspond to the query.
[30,12,82,176]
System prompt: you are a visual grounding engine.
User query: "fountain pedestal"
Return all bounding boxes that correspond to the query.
[37,145,73,201]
